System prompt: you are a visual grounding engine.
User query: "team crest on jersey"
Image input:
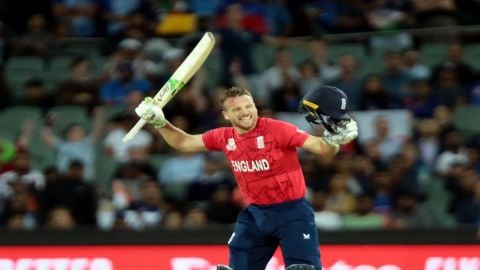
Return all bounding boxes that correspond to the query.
[256,136,264,149]
[226,138,237,151]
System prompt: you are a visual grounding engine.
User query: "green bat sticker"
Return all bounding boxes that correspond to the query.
[166,79,185,98]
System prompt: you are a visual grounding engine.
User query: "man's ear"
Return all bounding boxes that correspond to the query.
[222,110,229,120]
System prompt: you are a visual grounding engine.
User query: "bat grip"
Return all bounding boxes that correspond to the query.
[122,118,146,143]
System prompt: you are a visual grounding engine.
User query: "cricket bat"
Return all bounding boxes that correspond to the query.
[122,32,216,142]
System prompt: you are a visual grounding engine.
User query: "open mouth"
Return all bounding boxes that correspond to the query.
[239,115,253,124]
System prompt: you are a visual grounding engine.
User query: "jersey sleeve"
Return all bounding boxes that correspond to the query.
[202,128,225,151]
[273,119,309,148]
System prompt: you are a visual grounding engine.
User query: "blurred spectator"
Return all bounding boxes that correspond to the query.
[103,112,154,162]
[431,42,476,86]
[435,130,469,177]
[102,38,150,80]
[310,191,342,230]
[187,153,234,202]
[350,155,377,195]
[101,9,156,55]
[159,153,201,188]
[0,152,45,200]
[415,118,442,171]
[298,60,322,97]
[444,166,478,224]
[12,14,57,58]
[259,0,293,37]
[342,193,386,229]
[0,180,39,229]
[43,166,60,185]
[332,0,370,33]
[404,79,438,118]
[309,37,340,82]
[451,180,480,225]
[431,65,468,108]
[329,54,363,110]
[388,143,426,198]
[307,0,339,34]
[411,0,457,27]
[323,173,357,215]
[258,48,301,106]
[331,154,363,195]
[96,198,115,230]
[41,106,105,180]
[54,56,100,111]
[270,69,302,112]
[301,152,333,193]
[0,0,50,35]
[215,3,281,85]
[390,188,436,228]
[122,180,165,230]
[402,48,431,80]
[124,90,146,114]
[51,0,98,37]
[162,210,184,230]
[39,160,97,226]
[188,0,222,32]
[371,169,395,214]
[364,115,406,163]
[365,0,413,31]
[111,175,151,213]
[184,206,208,229]
[113,147,157,182]
[99,0,155,36]
[206,185,242,224]
[283,1,313,36]
[432,105,457,141]
[379,51,413,101]
[100,61,152,106]
[16,77,54,114]
[110,148,157,211]
[359,74,400,110]
[45,206,76,229]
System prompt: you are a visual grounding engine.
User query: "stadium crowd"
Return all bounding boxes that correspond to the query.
[0,0,479,231]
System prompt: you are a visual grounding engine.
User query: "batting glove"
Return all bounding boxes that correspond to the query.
[322,118,358,145]
[135,97,167,128]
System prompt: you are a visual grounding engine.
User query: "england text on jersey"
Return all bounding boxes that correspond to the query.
[231,159,270,172]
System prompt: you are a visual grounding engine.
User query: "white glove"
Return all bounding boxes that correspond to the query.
[134,97,167,128]
[322,118,358,145]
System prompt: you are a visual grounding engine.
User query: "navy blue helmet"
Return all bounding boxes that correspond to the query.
[300,85,350,134]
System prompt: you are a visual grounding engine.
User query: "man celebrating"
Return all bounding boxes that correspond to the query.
[135,85,358,270]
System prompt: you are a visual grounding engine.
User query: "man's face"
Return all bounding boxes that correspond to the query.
[222,95,258,133]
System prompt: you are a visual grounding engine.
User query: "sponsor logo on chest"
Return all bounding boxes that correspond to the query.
[225,136,265,151]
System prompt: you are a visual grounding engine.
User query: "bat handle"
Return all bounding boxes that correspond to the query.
[122,118,146,143]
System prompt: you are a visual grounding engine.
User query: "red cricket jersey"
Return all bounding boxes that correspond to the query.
[202,117,309,205]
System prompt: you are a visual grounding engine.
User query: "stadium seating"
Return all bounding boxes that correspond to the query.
[452,105,480,139]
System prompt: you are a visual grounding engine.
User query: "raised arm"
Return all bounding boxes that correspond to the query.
[134,97,207,153]
[157,122,207,152]
[302,135,339,158]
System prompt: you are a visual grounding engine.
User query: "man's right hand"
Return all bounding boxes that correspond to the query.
[134,97,167,128]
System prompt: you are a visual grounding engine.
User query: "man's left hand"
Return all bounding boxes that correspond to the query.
[322,118,358,145]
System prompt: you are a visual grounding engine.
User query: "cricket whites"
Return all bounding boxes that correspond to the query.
[122,32,216,142]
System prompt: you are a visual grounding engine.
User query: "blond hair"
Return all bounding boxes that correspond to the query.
[219,86,253,105]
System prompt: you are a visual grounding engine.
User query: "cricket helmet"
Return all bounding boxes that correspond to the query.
[300,85,350,133]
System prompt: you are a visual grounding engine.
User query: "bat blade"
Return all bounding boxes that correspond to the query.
[122,32,215,143]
